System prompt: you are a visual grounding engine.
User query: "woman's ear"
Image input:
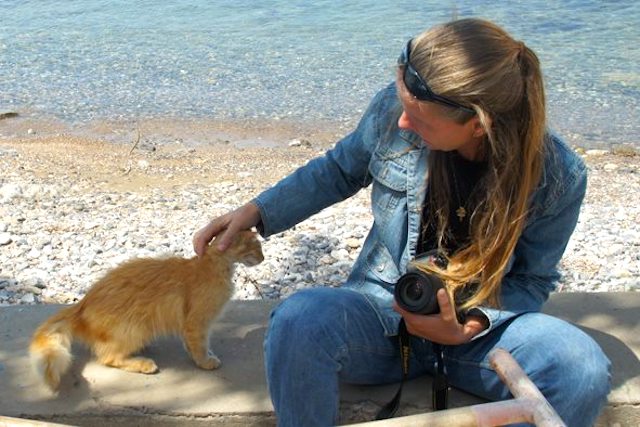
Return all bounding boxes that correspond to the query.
[471,116,487,138]
[468,114,491,139]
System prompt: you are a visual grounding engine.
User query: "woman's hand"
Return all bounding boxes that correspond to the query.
[393,289,488,345]
[192,202,262,256]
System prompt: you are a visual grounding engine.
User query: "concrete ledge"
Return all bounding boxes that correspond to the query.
[1,293,638,426]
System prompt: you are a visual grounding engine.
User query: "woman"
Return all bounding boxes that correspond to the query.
[193,18,610,427]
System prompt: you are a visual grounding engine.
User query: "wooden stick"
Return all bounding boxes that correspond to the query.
[122,128,141,175]
[128,128,141,156]
[0,416,74,427]
[490,348,566,427]
[344,348,566,427]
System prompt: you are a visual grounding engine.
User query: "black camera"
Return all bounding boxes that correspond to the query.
[394,252,446,315]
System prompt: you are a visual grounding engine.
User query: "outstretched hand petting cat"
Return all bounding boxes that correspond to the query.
[30,230,264,392]
[193,202,261,255]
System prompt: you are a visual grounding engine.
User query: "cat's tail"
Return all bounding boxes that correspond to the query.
[29,305,79,391]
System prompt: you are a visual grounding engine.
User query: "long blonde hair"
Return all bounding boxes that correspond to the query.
[409,19,547,310]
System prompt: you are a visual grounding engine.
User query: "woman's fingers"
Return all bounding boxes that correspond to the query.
[193,216,230,256]
[214,203,260,250]
[192,202,262,256]
[436,289,456,323]
[213,222,237,252]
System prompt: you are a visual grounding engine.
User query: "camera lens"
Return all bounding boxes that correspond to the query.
[405,282,423,301]
[394,271,443,315]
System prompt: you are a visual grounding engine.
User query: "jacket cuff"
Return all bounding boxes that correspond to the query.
[471,305,539,342]
[251,196,271,237]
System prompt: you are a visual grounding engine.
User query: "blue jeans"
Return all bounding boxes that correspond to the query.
[264,287,611,427]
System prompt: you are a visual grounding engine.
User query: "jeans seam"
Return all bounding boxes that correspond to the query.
[347,343,397,357]
[445,354,494,371]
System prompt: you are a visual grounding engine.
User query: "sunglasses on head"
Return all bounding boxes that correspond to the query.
[397,39,476,115]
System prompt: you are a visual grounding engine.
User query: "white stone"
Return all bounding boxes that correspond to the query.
[23,184,43,200]
[27,248,41,259]
[0,233,11,246]
[0,183,22,202]
[585,149,609,156]
[346,238,361,249]
[330,248,350,259]
[21,293,35,303]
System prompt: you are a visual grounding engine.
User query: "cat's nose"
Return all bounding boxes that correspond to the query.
[244,254,264,266]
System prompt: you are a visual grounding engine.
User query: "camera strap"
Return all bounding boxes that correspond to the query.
[375,319,449,420]
[432,343,449,410]
[375,318,410,420]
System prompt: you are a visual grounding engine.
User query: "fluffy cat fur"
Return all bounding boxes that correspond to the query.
[29,230,264,391]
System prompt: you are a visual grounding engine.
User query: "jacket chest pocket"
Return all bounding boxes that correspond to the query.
[368,153,408,224]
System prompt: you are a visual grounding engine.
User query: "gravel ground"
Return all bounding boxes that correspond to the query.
[0,132,638,306]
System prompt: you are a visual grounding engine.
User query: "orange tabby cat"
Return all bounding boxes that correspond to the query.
[30,230,264,391]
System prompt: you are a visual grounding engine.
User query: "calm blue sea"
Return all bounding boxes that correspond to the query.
[1,0,638,148]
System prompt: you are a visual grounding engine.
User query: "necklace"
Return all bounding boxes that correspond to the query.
[449,156,467,222]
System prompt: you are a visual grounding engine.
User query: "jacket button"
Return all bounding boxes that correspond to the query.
[377,264,385,272]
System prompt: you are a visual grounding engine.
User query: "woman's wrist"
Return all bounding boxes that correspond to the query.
[464,314,489,341]
[244,202,263,232]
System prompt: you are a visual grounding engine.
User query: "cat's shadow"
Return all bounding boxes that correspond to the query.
[270,232,355,289]
[51,339,196,402]
[52,343,92,398]
[51,316,271,411]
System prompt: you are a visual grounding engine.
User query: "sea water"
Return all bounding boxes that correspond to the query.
[1,0,638,148]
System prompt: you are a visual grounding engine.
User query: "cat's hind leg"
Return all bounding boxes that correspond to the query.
[93,341,158,374]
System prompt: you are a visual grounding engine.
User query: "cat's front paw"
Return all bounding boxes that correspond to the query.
[196,351,221,370]
[139,359,159,374]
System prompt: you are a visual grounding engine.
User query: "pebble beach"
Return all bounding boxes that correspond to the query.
[0,121,638,307]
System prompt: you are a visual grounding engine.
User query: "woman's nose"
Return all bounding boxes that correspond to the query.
[398,111,412,130]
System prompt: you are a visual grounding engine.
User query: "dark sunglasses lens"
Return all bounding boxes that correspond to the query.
[403,66,430,100]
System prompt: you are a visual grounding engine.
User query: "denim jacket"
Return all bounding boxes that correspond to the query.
[253,83,587,337]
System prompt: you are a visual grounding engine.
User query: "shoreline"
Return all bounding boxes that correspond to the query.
[0,129,638,306]
[1,112,638,153]
[0,112,353,151]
